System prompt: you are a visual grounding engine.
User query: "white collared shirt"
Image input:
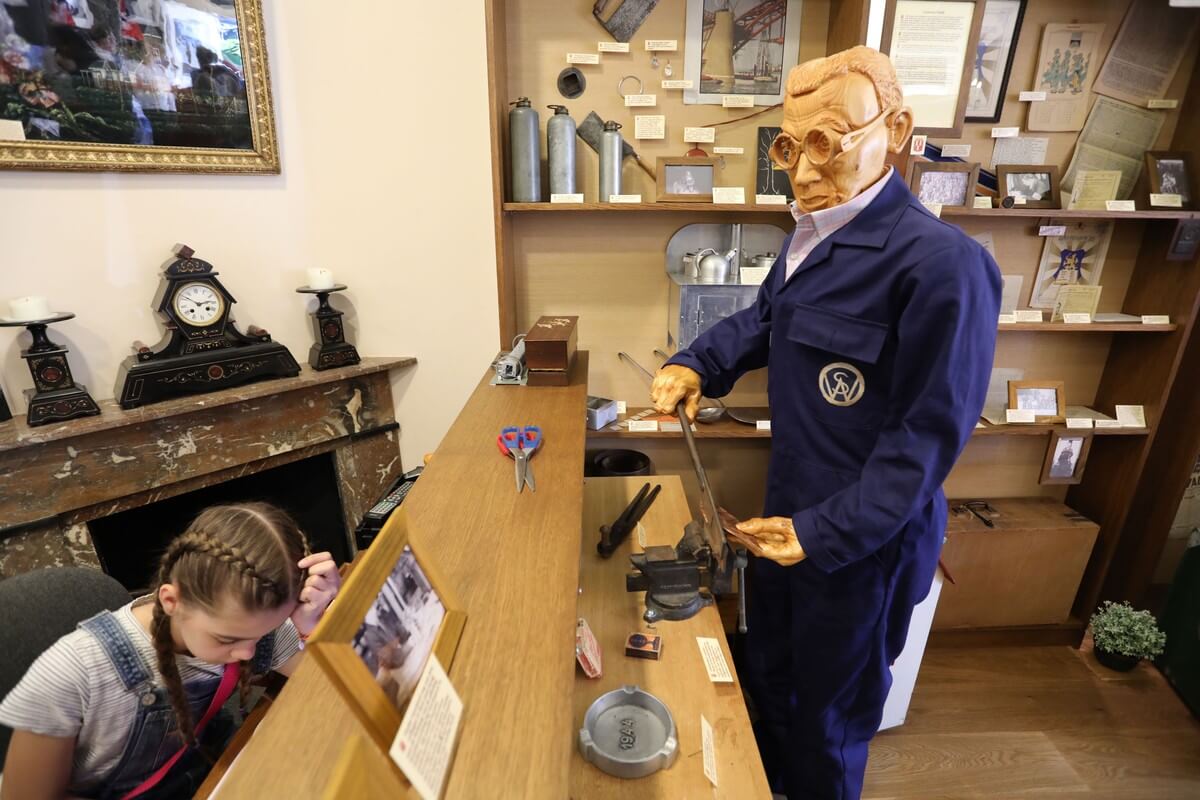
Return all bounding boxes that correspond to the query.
[785,167,893,281]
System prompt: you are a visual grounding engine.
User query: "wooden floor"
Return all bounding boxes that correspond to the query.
[862,643,1200,799]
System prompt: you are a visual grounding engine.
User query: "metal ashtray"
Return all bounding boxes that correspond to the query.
[578,685,678,779]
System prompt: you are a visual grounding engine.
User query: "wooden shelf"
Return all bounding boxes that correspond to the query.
[999,322,1177,333]
[587,410,1150,440]
[504,202,1197,221]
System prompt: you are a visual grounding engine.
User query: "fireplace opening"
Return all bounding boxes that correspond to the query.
[89,453,350,593]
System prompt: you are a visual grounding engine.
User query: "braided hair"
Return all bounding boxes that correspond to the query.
[150,503,309,749]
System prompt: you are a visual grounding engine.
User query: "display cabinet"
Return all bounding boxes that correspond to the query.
[484,0,1200,642]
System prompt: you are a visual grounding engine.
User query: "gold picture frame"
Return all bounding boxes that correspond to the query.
[1008,379,1066,424]
[0,0,279,174]
[307,507,466,754]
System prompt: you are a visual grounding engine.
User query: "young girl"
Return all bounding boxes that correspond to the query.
[0,502,340,800]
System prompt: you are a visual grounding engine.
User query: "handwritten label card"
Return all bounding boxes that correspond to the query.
[991,126,1020,138]
[998,313,1017,324]
[1150,193,1183,207]
[566,53,600,64]
[1039,225,1067,236]
[1066,418,1095,429]
[697,637,733,683]
[973,195,993,209]
[624,94,656,107]
[1019,91,1048,102]
[1063,312,1092,324]
[661,79,694,89]
[389,657,462,800]
[598,42,630,53]
[702,715,718,787]
[756,194,789,205]
[942,144,972,158]
[712,187,745,204]
[609,194,643,203]
[1106,200,1137,212]
[722,95,754,108]
[1141,315,1171,325]
[616,400,627,414]
[634,115,665,140]
[1014,310,1044,323]
[645,39,677,51]
[550,193,584,203]
[683,126,716,143]
[1148,99,1179,109]
[1115,405,1146,428]
[627,419,658,432]
[756,420,772,431]
[713,146,744,155]
[921,201,943,218]
[1006,409,1036,424]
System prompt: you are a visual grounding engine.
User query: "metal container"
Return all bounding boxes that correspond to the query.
[599,120,623,203]
[752,252,777,271]
[509,97,541,202]
[698,248,737,283]
[579,685,678,779]
[547,105,577,196]
[681,251,701,278]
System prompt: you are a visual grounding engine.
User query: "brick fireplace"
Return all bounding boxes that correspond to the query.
[0,357,415,580]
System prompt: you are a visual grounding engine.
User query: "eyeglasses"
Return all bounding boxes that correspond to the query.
[769,105,897,169]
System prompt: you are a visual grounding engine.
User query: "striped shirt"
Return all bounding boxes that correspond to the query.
[0,596,299,794]
[786,167,894,281]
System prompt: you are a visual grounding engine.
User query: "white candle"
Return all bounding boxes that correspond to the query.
[9,296,51,322]
[307,268,335,290]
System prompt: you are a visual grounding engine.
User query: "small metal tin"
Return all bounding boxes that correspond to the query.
[578,685,678,779]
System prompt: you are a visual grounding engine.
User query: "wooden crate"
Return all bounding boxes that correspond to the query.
[934,498,1099,630]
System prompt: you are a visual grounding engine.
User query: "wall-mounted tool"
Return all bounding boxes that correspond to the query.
[599,482,661,558]
[625,400,748,630]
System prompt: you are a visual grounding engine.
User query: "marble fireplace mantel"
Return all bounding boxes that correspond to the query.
[0,356,415,577]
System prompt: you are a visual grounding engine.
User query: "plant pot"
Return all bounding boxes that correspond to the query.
[1094,646,1141,672]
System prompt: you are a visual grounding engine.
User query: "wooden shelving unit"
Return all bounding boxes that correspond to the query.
[486,0,1200,642]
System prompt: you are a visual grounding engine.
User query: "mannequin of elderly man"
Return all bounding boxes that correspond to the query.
[651,47,1000,799]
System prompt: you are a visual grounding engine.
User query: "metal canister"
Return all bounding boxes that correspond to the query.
[509,98,541,202]
[547,105,577,196]
[599,120,623,203]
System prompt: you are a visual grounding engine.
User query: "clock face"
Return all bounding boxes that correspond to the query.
[173,282,224,326]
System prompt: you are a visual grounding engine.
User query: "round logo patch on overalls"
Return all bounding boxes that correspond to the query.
[819,362,865,406]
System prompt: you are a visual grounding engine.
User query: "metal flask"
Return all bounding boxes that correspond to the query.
[599,120,623,202]
[547,105,577,196]
[698,248,737,283]
[509,97,542,202]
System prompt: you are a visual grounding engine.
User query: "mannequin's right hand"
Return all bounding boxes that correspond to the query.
[650,365,702,422]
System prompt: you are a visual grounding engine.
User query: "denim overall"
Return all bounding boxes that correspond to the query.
[78,610,275,800]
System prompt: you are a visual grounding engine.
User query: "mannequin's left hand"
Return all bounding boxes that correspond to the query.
[291,552,341,636]
[730,517,807,566]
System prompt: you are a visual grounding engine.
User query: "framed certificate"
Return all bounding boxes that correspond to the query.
[881,0,985,137]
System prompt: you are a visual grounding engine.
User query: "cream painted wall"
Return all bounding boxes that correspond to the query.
[0,0,500,470]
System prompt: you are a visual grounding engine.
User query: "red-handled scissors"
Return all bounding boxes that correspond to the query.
[497,425,542,493]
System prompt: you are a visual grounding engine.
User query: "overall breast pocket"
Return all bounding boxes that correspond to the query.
[786,304,891,430]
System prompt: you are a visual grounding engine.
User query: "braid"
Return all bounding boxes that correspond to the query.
[151,535,200,748]
[181,529,285,603]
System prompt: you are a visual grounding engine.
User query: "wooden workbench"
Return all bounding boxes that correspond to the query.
[573,476,770,798]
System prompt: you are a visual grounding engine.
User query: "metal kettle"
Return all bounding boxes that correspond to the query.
[697,248,738,283]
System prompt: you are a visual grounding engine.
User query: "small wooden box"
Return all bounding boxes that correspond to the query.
[524,316,578,371]
[933,497,1099,630]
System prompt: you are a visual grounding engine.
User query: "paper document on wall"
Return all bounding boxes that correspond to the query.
[992,137,1048,167]
[1062,98,1164,196]
[1026,23,1106,132]
[1093,0,1200,106]
[1000,275,1024,314]
[982,367,1025,424]
[971,231,996,257]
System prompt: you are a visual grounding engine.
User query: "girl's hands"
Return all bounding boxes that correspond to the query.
[291,552,341,637]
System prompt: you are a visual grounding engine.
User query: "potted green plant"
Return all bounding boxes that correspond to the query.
[1089,600,1167,672]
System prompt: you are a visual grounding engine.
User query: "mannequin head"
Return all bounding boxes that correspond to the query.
[771,47,913,213]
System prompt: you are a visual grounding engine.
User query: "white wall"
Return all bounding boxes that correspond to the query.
[0,0,500,470]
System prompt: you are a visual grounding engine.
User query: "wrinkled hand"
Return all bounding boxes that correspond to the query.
[290,552,341,637]
[650,365,702,423]
[729,517,807,566]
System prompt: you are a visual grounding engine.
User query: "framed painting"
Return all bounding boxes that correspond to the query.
[307,507,466,753]
[965,0,1026,123]
[0,0,278,173]
[683,0,802,106]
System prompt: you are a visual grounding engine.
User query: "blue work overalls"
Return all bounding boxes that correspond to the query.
[668,171,1001,799]
[78,609,275,800]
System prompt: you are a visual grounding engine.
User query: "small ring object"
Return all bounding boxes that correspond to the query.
[618,75,645,98]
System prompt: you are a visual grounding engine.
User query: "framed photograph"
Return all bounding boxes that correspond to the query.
[307,508,466,753]
[756,126,794,200]
[997,164,1060,209]
[0,0,278,174]
[657,156,718,202]
[906,161,980,207]
[1168,218,1200,262]
[683,0,802,106]
[1146,151,1193,209]
[966,0,1027,122]
[881,0,986,137]
[1008,380,1066,423]
[1032,221,1113,308]
[1040,430,1094,485]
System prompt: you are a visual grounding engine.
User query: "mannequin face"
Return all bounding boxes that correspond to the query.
[778,72,913,213]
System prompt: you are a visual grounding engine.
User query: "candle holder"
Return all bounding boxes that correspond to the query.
[0,312,101,426]
[296,284,361,370]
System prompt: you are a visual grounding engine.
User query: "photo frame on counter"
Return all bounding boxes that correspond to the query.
[307,508,466,754]
[881,0,985,137]
[0,0,279,174]
[657,156,719,202]
[1145,151,1193,208]
[683,0,802,106]
[1040,430,1093,485]
[1008,379,1066,423]
[966,0,1027,122]
[997,164,1060,209]
[906,160,980,207]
